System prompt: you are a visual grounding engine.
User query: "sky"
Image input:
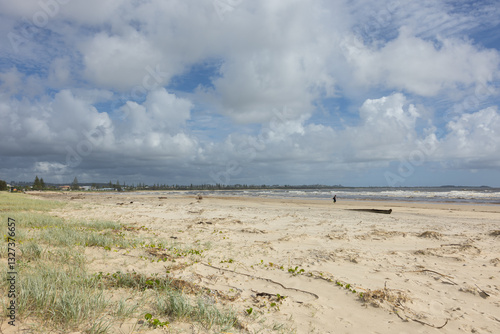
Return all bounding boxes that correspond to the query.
[1,0,500,187]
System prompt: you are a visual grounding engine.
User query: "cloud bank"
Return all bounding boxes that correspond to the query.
[0,0,499,186]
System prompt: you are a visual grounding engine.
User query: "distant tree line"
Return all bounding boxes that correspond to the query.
[6,177,345,192]
[122,183,345,191]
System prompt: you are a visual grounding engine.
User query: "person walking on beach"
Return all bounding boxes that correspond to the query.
[332,195,336,203]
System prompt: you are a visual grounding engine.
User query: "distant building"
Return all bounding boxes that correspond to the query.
[80,186,91,191]
[59,185,71,191]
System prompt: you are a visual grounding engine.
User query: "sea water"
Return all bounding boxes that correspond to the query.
[131,186,500,205]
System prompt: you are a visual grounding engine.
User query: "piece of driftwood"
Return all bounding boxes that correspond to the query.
[255,292,274,298]
[410,269,454,279]
[200,262,319,299]
[347,208,393,214]
[395,309,449,329]
[406,269,457,285]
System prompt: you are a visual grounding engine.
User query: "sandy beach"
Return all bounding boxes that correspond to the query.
[6,192,500,333]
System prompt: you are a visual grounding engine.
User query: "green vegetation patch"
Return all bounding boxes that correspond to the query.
[0,192,241,333]
[1,263,107,330]
[0,192,65,212]
[99,271,241,331]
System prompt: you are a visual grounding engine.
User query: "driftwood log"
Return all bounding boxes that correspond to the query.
[346,208,393,214]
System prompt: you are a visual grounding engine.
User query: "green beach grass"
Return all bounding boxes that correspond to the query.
[0,192,241,333]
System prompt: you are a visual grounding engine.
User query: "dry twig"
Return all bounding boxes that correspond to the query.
[200,262,319,299]
[394,307,449,328]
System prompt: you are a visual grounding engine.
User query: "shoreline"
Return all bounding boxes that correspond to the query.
[27,189,500,207]
[208,195,500,209]
[30,191,500,216]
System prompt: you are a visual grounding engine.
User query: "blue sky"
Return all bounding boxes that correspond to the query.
[0,0,500,186]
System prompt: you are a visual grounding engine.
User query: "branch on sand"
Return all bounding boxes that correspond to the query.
[199,262,319,299]
[346,208,393,214]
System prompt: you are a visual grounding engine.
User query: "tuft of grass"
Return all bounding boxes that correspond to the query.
[1,263,108,330]
[19,242,43,261]
[113,299,139,319]
[84,317,113,334]
[98,271,171,291]
[155,292,239,331]
[195,298,238,330]
[157,291,193,320]
[46,248,86,267]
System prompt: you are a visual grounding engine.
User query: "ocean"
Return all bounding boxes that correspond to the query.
[129,186,500,205]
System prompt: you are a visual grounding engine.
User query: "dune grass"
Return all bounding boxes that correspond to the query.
[0,193,110,331]
[2,263,108,330]
[0,192,242,333]
[0,210,134,252]
[101,271,240,331]
[0,192,64,212]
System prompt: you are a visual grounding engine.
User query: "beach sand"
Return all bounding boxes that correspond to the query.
[13,192,500,333]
